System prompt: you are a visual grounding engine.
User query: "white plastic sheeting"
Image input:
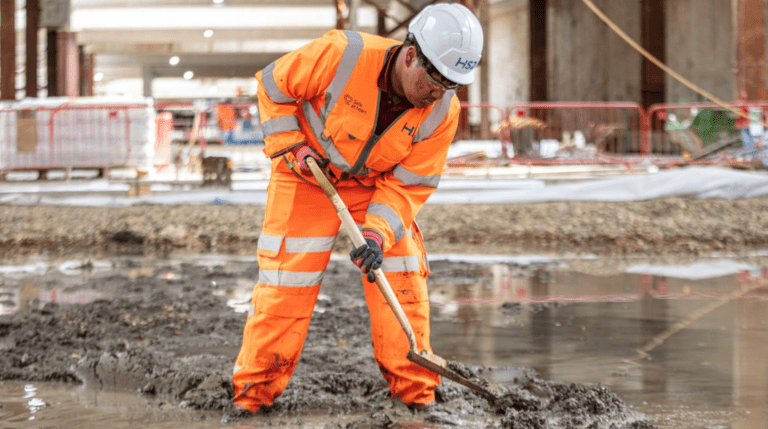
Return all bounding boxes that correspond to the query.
[1,166,768,207]
[0,97,156,173]
[427,166,768,204]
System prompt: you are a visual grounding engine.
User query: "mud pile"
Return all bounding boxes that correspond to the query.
[3,196,768,258]
[0,258,657,428]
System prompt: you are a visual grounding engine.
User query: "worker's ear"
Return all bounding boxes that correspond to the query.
[404,46,418,68]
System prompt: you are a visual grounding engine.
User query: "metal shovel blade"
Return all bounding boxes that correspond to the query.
[406,350,499,401]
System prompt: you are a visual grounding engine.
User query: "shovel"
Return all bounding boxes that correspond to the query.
[306,158,499,401]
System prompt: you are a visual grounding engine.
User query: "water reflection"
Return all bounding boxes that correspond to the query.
[429,262,768,428]
[2,255,767,428]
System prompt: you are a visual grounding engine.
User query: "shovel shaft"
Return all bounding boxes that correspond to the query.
[307,158,419,353]
[306,158,500,401]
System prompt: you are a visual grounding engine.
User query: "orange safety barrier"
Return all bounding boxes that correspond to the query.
[0,103,148,177]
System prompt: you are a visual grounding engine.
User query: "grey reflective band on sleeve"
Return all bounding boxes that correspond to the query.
[413,90,454,143]
[367,202,405,243]
[261,115,301,137]
[261,61,297,104]
[257,233,283,253]
[381,255,421,273]
[298,31,364,174]
[393,164,441,188]
[302,100,352,171]
[284,236,336,253]
[258,269,325,287]
[322,30,364,119]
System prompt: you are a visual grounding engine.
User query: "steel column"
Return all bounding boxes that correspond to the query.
[530,0,547,102]
[47,29,58,97]
[735,0,767,101]
[1,0,16,100]
[27,0,40,98]
[640,0,666,109]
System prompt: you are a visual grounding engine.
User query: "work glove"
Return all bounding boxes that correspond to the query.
[292,144,329,174]
[350,230,383,282]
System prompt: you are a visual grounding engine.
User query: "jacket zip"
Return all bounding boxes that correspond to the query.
[348,88,409,176]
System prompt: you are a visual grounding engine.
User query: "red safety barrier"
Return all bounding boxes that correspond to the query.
[501,102,646,165]
[0,103,150,177]
[645,101,768,167]
[449,103,507,167]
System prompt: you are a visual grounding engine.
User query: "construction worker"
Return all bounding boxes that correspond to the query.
[233,3,483,414]
[216,104,236,145]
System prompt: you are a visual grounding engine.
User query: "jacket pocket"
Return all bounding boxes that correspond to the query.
[256,228,284,258]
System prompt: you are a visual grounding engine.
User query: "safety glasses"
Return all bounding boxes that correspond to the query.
[416,47,460,91]
[424,67,460,91]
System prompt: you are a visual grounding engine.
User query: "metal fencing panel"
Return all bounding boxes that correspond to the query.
[0,101,155,174]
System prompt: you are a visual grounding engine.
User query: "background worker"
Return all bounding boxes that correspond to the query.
[216,104,236,145]
[233,3,483,413]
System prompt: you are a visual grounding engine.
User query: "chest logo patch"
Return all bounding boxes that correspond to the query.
[344,94,367,115]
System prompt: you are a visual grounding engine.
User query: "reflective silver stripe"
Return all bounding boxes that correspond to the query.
[303,100,352,171]
[322,30,364,119]
[259,269,324,287]
[262,61,297,104]
[248,304,255,317]
[381,255,421,273]
[233,365,243,375]
[285,236,335,253]
[257,233,283,253]
[414,90,454,143]
[299,31,364,174]
[393,164,441,188]
[367,202,405,243]
[262,115,300,137]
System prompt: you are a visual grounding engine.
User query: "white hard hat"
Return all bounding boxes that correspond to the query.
[408,3,483,86]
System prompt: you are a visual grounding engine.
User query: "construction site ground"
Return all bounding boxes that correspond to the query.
[1,163,768,428]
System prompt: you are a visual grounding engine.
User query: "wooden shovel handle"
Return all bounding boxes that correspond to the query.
[306,158,419,353]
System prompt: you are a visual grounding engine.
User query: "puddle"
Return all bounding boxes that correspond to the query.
[0,254,767,428]
[427,260,768,429]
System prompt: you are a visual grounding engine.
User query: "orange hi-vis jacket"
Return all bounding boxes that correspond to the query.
[256,29,461,251]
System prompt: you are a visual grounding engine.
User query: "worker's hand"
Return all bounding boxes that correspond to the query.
[293,145,329,174]
[350,230,383,282]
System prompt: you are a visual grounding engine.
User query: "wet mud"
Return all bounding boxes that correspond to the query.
[0,257,657,428]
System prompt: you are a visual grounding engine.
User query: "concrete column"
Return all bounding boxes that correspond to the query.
[1,0,16,100]
[143,66,155,98]
[79,46,94,96]
[58,32,79,96]
[347,0,360,30]
[478,0,490,138]
[26,0,40,98]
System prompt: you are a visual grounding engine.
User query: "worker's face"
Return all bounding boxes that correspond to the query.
[403,47,458,108]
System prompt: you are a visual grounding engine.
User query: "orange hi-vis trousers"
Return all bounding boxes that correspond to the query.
[233,162,439,412]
